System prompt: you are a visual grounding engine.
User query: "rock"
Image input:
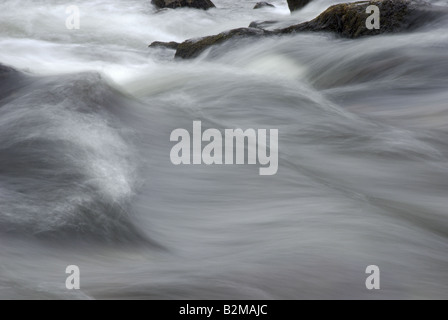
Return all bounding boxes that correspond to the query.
[175,28,271,59]
[149,41,180,50]
[151,0,215,10]
[249,20,279,29]
[280,0,437,38]
[169,0,442,59]
[287,0,313,12]
[254,2,275,9]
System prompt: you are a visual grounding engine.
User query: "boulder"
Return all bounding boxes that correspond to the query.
[151,0,215,10]
[149,41,180,50]
[170,0,442,59]
[287,0,313,12]
[280,0,436,38]
[254,2,275,9]
[175,28,271,59]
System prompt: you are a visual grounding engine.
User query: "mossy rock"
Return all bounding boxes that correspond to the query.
[175,28,271,59]
[170,0,442,59]
[280,0,435,38]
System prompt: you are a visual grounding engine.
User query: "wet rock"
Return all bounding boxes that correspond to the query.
[175,28,271,59]
[280,0,436,38]
[254,2,275,9]
[248,20,279,29]
[170,0,442,59]
[287,0,313,12]
[151,0,215,10]
[149,41,180,50]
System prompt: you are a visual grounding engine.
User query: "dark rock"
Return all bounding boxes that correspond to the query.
[254,2,275,9]
[175,28,271,59]
[249,20,279,29]
[170,0,442,59]
[149,41,180,50]
[280,0,437,38]
[151,0,215,10]
[287,0,313,12]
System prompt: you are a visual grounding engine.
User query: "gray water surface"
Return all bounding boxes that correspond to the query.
[0,0,448,299]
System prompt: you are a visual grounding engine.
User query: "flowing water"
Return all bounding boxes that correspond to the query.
[0,0,448,299]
